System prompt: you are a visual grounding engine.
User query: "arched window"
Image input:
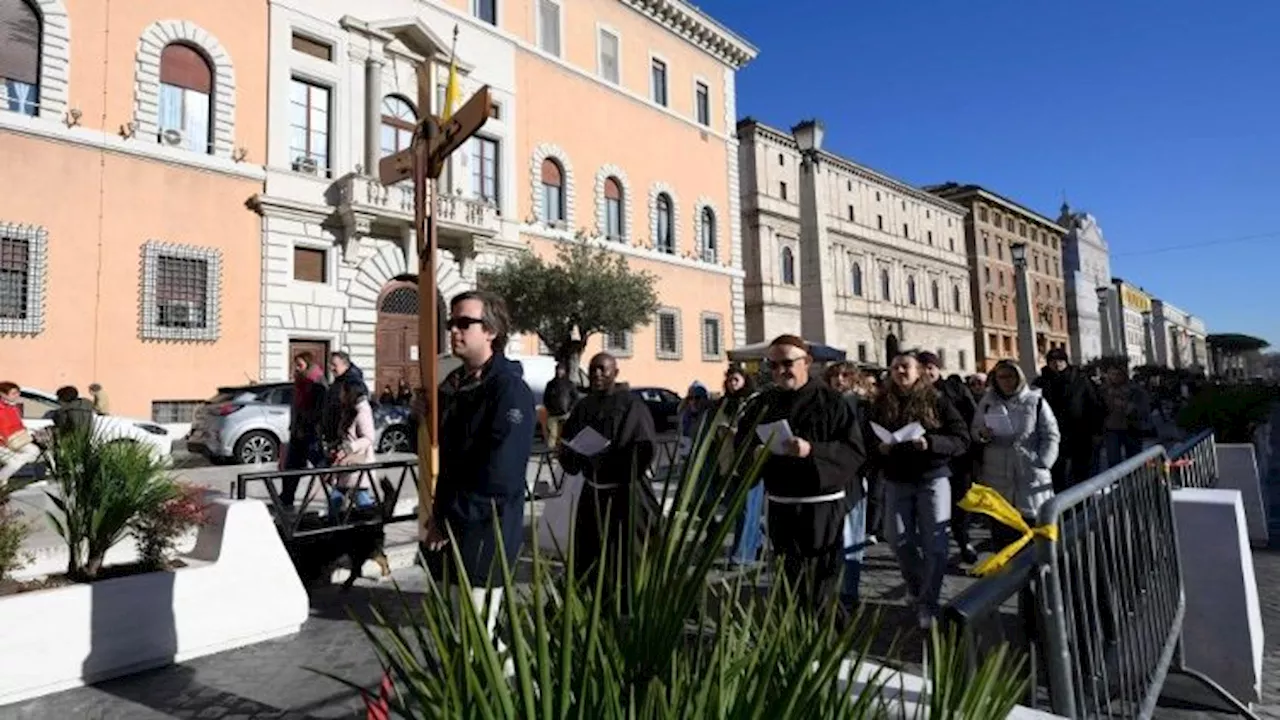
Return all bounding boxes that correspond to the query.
[655,193,674,253]
[952,284,962,312]
[0,0,40,116]
[540,158,565,224]
[931,280,940,309]
[907,276,918,305]
[699,206,716,262]
[781,247,795,285]
[851,262,863,296]
[380,95,416,157]
[157,43,213,153]
[880,269,891,300]
[604,176,623,240]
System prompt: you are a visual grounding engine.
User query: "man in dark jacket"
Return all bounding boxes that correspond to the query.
[424,290,535,652]
[321,351,367,455]
[918,352,979,565]
[1035,347,1104,491]
[738,335,867,615]
[52,386,96,437]
[558,352,656,605]
[542,363,580,449]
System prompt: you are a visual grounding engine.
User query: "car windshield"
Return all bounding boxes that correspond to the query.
[210,389,260,404]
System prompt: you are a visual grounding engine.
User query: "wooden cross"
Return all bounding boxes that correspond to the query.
[377,61,493,536]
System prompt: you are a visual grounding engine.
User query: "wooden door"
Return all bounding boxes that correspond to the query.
[376,283,421,392]
[288,339,330,376]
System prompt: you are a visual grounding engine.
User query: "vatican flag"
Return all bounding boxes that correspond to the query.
[442,26,461,121]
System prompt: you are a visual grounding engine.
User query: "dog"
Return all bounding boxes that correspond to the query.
[285,479,395,591]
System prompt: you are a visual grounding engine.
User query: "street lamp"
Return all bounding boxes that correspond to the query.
[792,119,825,156]
[1010,241,1027,266]
[789,118,834,342]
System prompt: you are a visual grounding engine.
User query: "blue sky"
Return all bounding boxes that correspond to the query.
[695,0,1280,346]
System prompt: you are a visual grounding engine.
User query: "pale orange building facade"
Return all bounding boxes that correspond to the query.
[0,0,267,419]
[507,0,757,388]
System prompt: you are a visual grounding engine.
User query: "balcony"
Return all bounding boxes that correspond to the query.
[333,173,501,238]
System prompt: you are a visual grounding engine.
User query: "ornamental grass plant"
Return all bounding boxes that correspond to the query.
[339,408,1029,718]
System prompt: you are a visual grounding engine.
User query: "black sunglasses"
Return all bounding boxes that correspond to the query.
[447,316,486,331]
[770,358,802,369]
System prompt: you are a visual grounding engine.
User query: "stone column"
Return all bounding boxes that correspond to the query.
[797,153,835,343]
[1014,258,1039,378]
[364,56,385,176]
[1142,311,1156,367]
[1097,290,1114,357]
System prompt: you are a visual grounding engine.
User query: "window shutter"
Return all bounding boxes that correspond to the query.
[0,0,41,85]
[541,159,562,185]
[160,43,212,94]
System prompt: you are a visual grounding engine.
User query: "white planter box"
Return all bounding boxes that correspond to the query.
[0,499,310,706]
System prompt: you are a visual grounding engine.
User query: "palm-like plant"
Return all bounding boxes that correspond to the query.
[43,426,178,580]
[341,410,1029,718]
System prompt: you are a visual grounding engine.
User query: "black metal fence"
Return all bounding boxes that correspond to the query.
[944,432,1257,718]
[234,460,418,541]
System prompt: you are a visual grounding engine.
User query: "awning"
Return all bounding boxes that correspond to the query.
[727,341,847,363]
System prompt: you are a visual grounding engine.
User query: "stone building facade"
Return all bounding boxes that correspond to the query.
[1151,298,1207,371]
[738,120,975,371]
[251,0,755,391]
[1110,279,1154,367]
[1057,204,1112,363]
[926,184,1070,372]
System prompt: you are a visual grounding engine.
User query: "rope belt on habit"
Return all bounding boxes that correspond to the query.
[766,490,846,505]
[587,480,626,491]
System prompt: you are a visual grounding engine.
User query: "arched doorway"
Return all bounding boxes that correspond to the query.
[375,279,447,392]
[884,333,900,366]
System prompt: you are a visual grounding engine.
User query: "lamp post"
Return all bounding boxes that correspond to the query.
[1096,286,1113,358]
[1010,241,1038,377]
[791,119,835,343]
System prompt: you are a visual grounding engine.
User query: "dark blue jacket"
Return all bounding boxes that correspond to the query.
[430,353,535,585]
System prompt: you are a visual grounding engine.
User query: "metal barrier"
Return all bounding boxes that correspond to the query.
[235,460,418,541]
[1166,429,1219,489]
[944,437,1257,718]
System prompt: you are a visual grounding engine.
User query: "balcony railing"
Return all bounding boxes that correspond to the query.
[333,173,500,236]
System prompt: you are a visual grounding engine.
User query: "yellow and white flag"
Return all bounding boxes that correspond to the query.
[442,26,461,121]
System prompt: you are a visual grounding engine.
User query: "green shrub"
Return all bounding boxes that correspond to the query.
[0,489,32,581]
[1178,385,1277,443]
[44,427,179,580]
[337,410,1029,718]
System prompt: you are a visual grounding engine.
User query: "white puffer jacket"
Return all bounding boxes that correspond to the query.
[973,367,1061,517]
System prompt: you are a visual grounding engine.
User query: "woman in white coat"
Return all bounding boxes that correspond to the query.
[330,382,377,512]
[972,360,1061,542]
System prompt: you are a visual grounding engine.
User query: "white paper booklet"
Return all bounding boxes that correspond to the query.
[564,426,611,457]
[871,421,926,445]
[755,419,794,455]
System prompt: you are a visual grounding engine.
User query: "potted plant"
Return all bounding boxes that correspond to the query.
[341,412,1029,717]
[0,488,32,591]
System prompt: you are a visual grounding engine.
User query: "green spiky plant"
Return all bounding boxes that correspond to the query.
[337,408,1030,718]
[43,425,178,580]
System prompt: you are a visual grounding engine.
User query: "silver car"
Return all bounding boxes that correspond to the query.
[187,383,414,465]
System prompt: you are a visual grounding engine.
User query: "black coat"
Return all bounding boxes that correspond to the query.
[1034,367,1104,439]
[542,376,580,417]
[426,354,536,586]
[738,379,867,557]
[867,390,970,485]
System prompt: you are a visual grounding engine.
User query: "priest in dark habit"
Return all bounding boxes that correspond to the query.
[558,352,657,595]
[737,334,868,613]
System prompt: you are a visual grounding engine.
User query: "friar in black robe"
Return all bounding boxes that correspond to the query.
[558,353,657,597]
[737,335,867,613]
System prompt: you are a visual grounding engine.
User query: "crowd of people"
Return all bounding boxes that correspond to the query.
[0,383,109,488]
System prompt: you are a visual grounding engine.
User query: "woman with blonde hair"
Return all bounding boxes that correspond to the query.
[866,352,969,629]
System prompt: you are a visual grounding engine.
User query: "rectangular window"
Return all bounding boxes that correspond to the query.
[937,348,946,368]
[542,184,563,223]
[293,246,327,283]
[988,333,998,351]
[695,81,710,126]
[150,400,204,424]
[701,314,722,359]
[0,234,31,320]
[978,207,988,222]
[902,223,909,238]
[656,309,680,359]
[288,78,330,175]
[141,242,220,342]
[847,205,854,221]
[291,34,332,61]
[604,330,632,356]
[877,215,883,230]
[959,350,967,370]
[1019,222,1027,237]
[538,0,561,56]
[598,28,620,84]
[474,0,497,25]
[158,83,211,154]
[779,181,788,201]
[469,135,500,205]
[605,196,622,239]
[857,343,868,363]
[650,58,668,106]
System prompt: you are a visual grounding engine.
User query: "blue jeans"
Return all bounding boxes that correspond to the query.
[1104,430,1144,469]
[841,493,867,604]
[729,482,765,565]
[884,477,951,614]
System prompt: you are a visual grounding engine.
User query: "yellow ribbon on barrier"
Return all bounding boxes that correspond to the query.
[957,484,1059,578]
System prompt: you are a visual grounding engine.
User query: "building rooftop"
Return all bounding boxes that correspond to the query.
[924,182,1067,234]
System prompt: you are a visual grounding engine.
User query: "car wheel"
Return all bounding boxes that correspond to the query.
[234,431,278,465]
[378,424,412,453]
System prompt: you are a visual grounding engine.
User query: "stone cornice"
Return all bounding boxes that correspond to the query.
[737,119,968,217]
[620,0,757,69]
[927,184,1067,234]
